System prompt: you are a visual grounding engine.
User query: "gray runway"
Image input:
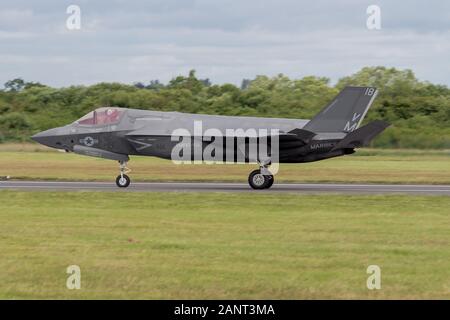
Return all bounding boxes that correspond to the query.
[1,180,449,195]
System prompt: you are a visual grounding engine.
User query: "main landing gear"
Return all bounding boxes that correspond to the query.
[115,159,275,190]
[116,160,131,188]
[248,161,274,190]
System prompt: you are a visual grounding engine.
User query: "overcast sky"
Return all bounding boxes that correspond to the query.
[0,0,449,87]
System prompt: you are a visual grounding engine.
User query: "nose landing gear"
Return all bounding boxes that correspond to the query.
[116,160,131,188]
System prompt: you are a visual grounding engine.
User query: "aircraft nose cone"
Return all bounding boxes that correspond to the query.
[31,129,51,142]
[31,128,62,148]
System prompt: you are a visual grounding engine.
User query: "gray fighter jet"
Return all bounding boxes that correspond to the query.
[31,86,389,189]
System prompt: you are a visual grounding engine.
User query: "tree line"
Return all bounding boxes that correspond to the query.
[0,67,449,149]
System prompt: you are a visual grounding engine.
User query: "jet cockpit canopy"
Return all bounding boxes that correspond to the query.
[76,107,124,125]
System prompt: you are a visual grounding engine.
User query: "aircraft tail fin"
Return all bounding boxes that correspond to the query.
[331,120,390,150]
[303,86,378,133]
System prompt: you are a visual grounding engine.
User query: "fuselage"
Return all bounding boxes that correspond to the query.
[31,107,348,164]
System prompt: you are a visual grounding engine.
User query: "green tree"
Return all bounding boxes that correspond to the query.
[4,78,26,92]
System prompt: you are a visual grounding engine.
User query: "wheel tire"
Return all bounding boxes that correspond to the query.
[248,169,270,190]
[265,175,274,189]
[116,174,131,188]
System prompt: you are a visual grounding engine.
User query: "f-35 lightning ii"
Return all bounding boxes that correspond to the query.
[31,86,389,189]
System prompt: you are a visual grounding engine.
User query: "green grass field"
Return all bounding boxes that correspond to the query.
[1,144,449,299]
[1,144,449,184]
[0,191,449,299]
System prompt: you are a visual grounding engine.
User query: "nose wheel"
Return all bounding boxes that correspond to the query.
[116,160,131,188]
[116,174,131,188]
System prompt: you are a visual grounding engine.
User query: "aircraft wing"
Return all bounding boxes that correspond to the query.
[125,129,171,137]
[126,128,316,144]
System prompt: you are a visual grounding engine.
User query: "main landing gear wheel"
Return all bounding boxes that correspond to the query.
[116,174,131,188]
[248,169,274,190]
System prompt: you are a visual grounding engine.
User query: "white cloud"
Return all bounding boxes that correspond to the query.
[0,0,449,87]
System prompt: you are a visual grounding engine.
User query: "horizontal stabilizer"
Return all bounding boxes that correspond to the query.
[331,120,390,150]
[284,128,316,143]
